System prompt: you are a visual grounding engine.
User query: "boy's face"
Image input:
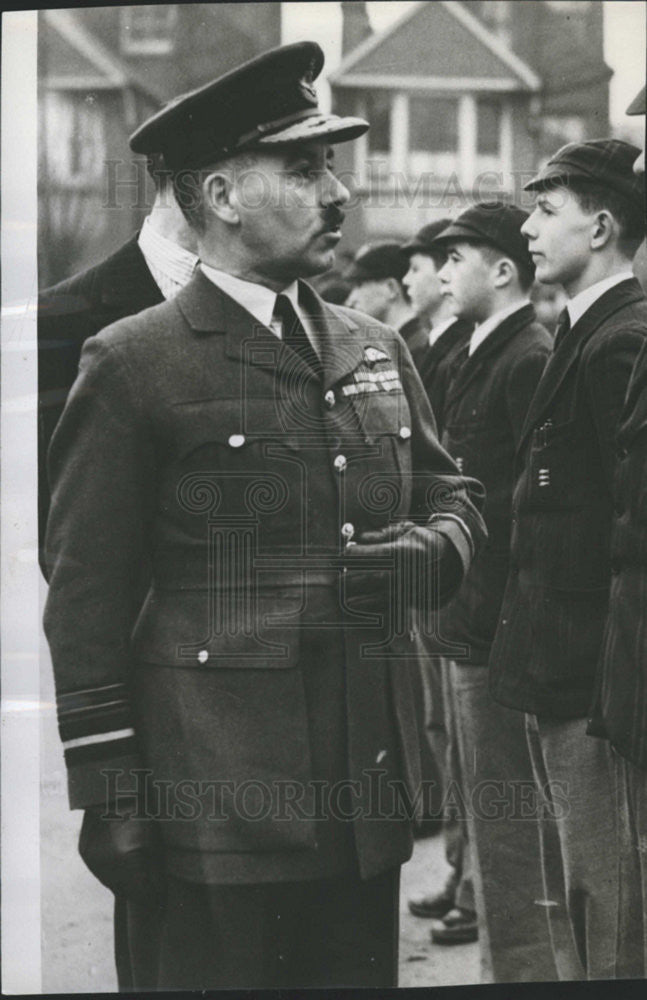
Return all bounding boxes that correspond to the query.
[437,241,493,322]
[521,186,594,288]
[402,253,443,318]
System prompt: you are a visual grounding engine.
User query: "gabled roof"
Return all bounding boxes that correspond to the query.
[42,9,159,102]
[330,0,540,92]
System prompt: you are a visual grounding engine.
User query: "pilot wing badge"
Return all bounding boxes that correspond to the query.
[341,347,403,397]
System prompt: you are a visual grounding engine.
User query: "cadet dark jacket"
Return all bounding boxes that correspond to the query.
[438,304,551,665]
[418,319,473,434]
[590,337,647,768]
[399,314,429,372]
[489,278,647,718]
[38,236,163,565]
[44,272,486,883]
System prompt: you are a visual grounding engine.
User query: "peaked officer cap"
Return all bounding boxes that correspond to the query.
[129,41,368,170]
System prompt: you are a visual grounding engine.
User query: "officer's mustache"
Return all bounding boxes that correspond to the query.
[320,208,345,231]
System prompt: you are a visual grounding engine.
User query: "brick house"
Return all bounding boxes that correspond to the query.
[330,0,612,248]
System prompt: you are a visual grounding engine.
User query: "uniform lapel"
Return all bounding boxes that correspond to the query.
[298,282,365,390]
[519,278,643,448]
[418,319,470,386]
[446,305,536,414]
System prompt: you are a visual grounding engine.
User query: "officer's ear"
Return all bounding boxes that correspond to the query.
[203,170,240,226]
[590,210,615,251]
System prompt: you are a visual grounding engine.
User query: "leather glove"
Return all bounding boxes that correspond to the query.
[78,796,165,906]
[344,520,459,610]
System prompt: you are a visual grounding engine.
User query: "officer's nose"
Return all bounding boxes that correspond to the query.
[322,169,351,208]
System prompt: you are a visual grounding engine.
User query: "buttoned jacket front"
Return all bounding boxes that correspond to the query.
[44,271,485,882]
[437,304,551,665]
[489,278,647,718]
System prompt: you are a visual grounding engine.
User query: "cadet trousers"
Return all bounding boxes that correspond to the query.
[114,867,400,989]
[524,713,620,980]
[613,751,647,978]
[449,663,556,982]
[420,656,474,911]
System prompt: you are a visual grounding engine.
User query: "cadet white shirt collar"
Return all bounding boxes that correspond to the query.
[137,216,199,300]
[428,315,458,348]
[469,299,531,356]
[566,270,634,329]
[200,264,315,341]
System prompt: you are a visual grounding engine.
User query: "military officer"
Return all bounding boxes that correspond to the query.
[345,242,428,367]
[489,139,647,980]
[43,42,486,989]
[590,84,647,977]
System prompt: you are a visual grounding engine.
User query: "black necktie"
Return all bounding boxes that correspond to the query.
[553,308,571,351]
[273,293,321,376]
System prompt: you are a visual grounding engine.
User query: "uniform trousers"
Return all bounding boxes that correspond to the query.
[421,655,474,910]
[613,751,647,978]
[114,867,400,989]
[449,663,556,982]
[524,713,620,980]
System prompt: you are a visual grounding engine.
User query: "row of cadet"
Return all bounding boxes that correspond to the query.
[332,88,647,984]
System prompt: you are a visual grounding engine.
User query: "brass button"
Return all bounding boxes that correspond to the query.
[228,434,245,448]
[197,650,209,664]
[334,454,347,472]
[341,522,355,539]
[324,390,336,408]
[399,426,411,440]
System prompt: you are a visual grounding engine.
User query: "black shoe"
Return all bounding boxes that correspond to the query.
[430,907,478,945]
[408,889,455,919]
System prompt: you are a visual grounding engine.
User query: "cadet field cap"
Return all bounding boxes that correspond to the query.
[523,139,644,207]
[345,243,409,283]
[129,41,369,170]
[431,202,534,277]
[626,85,645,116]
[401,219,452,256]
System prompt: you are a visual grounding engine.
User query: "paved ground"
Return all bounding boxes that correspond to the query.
[39,586,478,991]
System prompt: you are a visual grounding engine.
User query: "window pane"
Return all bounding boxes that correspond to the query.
[410,97,458,153]
[477,99,501,155]
[366,92,390,152]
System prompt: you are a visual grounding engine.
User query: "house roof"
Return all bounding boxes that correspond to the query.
[330,0,540,92]
[42,9,160,103]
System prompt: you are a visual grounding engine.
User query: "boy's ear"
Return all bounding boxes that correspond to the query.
[493,257,516,289]
[590,210,615,251]
[384,276,402,299]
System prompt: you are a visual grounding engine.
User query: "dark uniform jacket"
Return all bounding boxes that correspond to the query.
[438,304,551,665]
[418,319,473,434]
[38,236,163,564]
[398,314,429,372]
[590,336,647,768]
[44,271,486,883]
[489,278,647,718]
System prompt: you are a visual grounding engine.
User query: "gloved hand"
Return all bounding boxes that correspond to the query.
[343,520,454,609]
[78,796,165,906]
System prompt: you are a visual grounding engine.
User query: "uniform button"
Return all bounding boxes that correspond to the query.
[334,454,347,472]
[228,434,245,448]
[399,426,411,440]
[341,522,355,539]
[197,650,209,664]
[324,390,336,408]
[376,749,387,763]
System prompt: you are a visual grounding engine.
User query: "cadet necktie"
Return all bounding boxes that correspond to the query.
[553,308,571,351]
[273,293,321,375]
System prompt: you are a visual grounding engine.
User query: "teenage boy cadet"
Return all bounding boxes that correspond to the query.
[426,202,555,981]
[402,218,475,938]
[489,139,647,980]
[43,42,486,989]
[402,220,473,425]
[345,242,427,363]
[589,86,647,978]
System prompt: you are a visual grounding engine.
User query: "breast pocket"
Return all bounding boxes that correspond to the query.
[351,389,413,513]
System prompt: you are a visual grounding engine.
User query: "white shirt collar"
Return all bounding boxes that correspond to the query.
[137,216,199,299]
[428,315,458,347]
[200,264,302,339]
[566,270,634,329]
[469,300,530,356]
